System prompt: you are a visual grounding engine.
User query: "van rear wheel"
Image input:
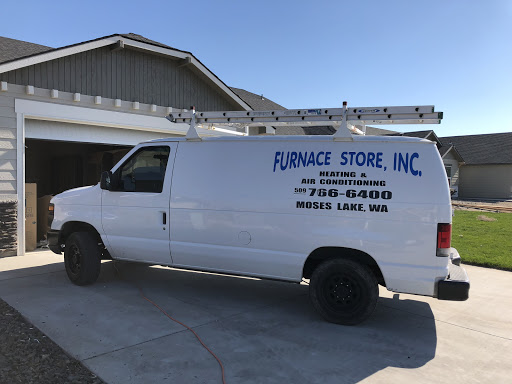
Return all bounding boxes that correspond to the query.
[64,232,101,286]
[309,259,378,325]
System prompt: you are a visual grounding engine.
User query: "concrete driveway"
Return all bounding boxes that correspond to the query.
[0,251,510,384]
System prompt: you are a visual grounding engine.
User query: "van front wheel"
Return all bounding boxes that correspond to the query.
[309,259,378,325]
[64,232,101,286]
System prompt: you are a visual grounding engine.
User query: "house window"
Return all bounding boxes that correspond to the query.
[444,164,452,186]
[444,165,452,177]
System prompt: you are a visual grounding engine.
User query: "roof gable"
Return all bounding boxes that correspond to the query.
[0,34,250,111]
[439,145,464,162]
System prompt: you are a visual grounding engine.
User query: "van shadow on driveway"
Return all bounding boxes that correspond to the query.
[0,260,437,384]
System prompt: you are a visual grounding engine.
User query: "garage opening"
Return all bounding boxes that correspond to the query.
[25,139,132,250]
[26,139,132,196]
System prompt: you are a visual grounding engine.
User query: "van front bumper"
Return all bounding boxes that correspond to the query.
[47,229,62,254]
[437,262,470,301]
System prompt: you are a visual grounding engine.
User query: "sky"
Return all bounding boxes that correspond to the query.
[2,0,511,136]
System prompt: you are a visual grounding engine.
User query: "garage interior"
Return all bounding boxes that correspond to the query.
[25,139,132,246]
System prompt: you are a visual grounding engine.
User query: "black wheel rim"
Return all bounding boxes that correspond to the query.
[68,244,82,275]
[322,272,363,312]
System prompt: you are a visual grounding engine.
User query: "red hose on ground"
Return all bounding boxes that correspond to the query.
[114,263,226,384]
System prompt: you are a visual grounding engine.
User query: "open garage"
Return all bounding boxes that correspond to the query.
[26,139,131,197]
[24,138,131,249]
[0,33,251,256]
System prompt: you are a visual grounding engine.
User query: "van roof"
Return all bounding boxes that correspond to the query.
[143,135,436,145]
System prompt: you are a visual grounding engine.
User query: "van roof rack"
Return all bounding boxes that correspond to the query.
[166,102,443,141]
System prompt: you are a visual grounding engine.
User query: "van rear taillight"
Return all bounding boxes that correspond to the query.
[437,223,452,249]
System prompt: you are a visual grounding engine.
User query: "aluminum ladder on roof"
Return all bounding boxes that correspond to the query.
[166,101,444,141]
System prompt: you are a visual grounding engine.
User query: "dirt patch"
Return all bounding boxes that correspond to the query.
[0,299,104,384]
[477,215,498,222]
[452,200,512,213]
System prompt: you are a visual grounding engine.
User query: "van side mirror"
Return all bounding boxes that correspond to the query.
[100,171,113,190]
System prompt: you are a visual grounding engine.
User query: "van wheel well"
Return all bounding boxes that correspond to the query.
[303,247,385,287]
[59,222,110,260]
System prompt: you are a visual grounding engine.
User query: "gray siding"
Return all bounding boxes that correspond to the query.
[0,46,241,111]
[459,164,512,199]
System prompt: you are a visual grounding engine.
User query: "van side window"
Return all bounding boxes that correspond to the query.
[117,146,170,193]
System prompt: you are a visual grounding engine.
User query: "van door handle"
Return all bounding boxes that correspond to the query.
[162,212,167,225]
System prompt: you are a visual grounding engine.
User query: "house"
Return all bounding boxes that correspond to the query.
[0,33,254,256]
[440,133,512,200]
[387,131,464,196]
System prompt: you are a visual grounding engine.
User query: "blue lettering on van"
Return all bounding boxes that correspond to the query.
[392,152,422,176]
[339,152,383,168]
[273,151,332,172]
[273,150,421,177]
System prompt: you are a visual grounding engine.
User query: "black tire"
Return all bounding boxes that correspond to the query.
[64,232,101,286]
[309,258,378,325]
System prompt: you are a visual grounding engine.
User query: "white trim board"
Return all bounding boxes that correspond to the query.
[14,99,230,137]
[16,112,25,255]
[25,120,181,146]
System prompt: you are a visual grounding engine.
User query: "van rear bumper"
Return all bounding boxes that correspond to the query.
[437,263,470,301]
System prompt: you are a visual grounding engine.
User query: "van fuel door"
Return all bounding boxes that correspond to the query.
[238,231,251,245]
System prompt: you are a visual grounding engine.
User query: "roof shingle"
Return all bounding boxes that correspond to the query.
[440,132,512,165]
[229,87,286,111]
[0,36,52,64]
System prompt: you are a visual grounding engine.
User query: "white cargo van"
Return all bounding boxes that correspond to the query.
[48,131,469,325]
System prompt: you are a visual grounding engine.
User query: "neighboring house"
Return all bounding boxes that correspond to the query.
[388,131,465,196]
[440,133,512,200]
[438,144,465,197]
[0,33,253,256]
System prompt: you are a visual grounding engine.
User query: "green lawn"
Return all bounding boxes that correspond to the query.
[452,210,512,271]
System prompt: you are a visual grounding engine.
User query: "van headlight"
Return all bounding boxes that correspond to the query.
[48,203,55,228]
